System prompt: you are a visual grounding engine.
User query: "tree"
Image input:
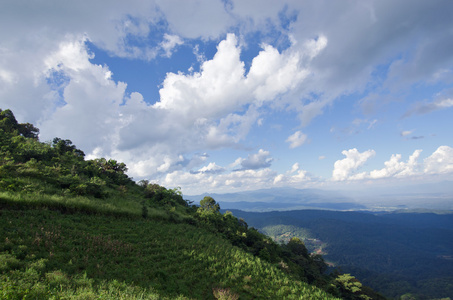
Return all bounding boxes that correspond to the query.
[199,196,220,212]
[0,109,19,133]
[52,138,85,158]
[18,123,39,139]
[0,109,39,139]
[331,274,371,300]
[287,237,309,258]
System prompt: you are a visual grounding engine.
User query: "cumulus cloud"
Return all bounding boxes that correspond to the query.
[331,146,453,182]
[332,148,376,181]
[233,149,273,171]
[424,146,453,174]
[197,162,225,174]
[273,163,311,185]
[38,37,127,154]
[286,131,308,149]
[369,150,422,179]
[2,0,453,194]
[160,34,184,57]
[22,32,323,181]
[161,161,313,195]
[162,167,279,194]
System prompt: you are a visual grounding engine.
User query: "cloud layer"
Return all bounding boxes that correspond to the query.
[1,0,453,194]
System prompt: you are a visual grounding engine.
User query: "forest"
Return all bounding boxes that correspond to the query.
[228,209,453,299]
[0,108,387,299]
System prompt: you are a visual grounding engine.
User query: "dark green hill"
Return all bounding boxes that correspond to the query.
[1,108,383,299]
[227,209,453,299]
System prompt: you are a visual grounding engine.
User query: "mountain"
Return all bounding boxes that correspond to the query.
[186,187,368,211]
[1,108,387,299]
[227,208,453,299]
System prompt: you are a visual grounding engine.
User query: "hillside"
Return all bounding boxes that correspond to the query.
[227,209,453,299]
[0,108,386,299]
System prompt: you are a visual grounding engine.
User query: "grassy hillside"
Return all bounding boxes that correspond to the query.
[1,208,337,299]
[1,108,383,299]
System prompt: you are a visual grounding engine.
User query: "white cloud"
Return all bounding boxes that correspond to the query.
[424,146,453,174]
[160,34,184,57]
[163,168,278,194]
[156,0,233,39]
[331,147,453,182]
[2,0,453,195]
[405,96,453,117]
[38,37,127,154]
[332,148,376,181]
[198,162,225,174]
[401,130,413,137]
[234,149,273,170]
[286,131,308,149]
[162,161,313,195]
[22,33,323,181]
[369,150,422,179]
[247,41,317,102]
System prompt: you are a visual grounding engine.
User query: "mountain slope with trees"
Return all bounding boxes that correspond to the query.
[0,108,384,299]
[227,209,453,299]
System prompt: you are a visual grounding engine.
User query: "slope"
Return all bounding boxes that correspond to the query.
[0,108,348,299]
[228,209,453,299]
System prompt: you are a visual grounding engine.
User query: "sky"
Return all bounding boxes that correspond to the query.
[1,0,453,196]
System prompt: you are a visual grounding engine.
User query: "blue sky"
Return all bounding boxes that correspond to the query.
[1,0,453,196]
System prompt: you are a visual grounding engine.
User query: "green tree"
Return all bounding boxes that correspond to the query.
[0,109,39,139]
[199,196,220,212]
[52,138,85,158]
[331,273,371,300]
[287,237,309,258]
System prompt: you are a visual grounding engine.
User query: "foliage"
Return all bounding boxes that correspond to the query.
[329,273,372,300]
[200,196,220,212]
[0,209,339,299]
[0,108,39,139]
[229,209,453,299]
[0,108,346,299]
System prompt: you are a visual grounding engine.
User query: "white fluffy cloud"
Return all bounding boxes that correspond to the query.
[424,146,453,174]
[162,167,279,194]
[332,149,376,181]
[2,0,453,194]
[232,149,273,170]
[161,161,313,195]
[332,146,453,182]
[160,34,184,58]
[38,37,127,154]
[286,131,308,149]
[197,162,225,174]
[2,31,324,182]
[369,150,422,179]
[273,163,311,185]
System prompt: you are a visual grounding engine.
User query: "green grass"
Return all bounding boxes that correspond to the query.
[0,110,347,299]
[0,208,339,299]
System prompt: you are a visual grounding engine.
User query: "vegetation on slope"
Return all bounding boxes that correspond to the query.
[228,209,453,300]
[0,108,380,299]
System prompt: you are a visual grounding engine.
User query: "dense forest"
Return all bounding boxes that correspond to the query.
[228,209,453,299]
[0,108,386,299]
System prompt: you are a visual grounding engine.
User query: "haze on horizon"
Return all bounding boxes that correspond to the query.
[1,0,453,200]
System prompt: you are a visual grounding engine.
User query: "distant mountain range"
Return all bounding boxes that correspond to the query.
[185,187,371,211]
[185,186,453,211]
[226,208,453,299]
